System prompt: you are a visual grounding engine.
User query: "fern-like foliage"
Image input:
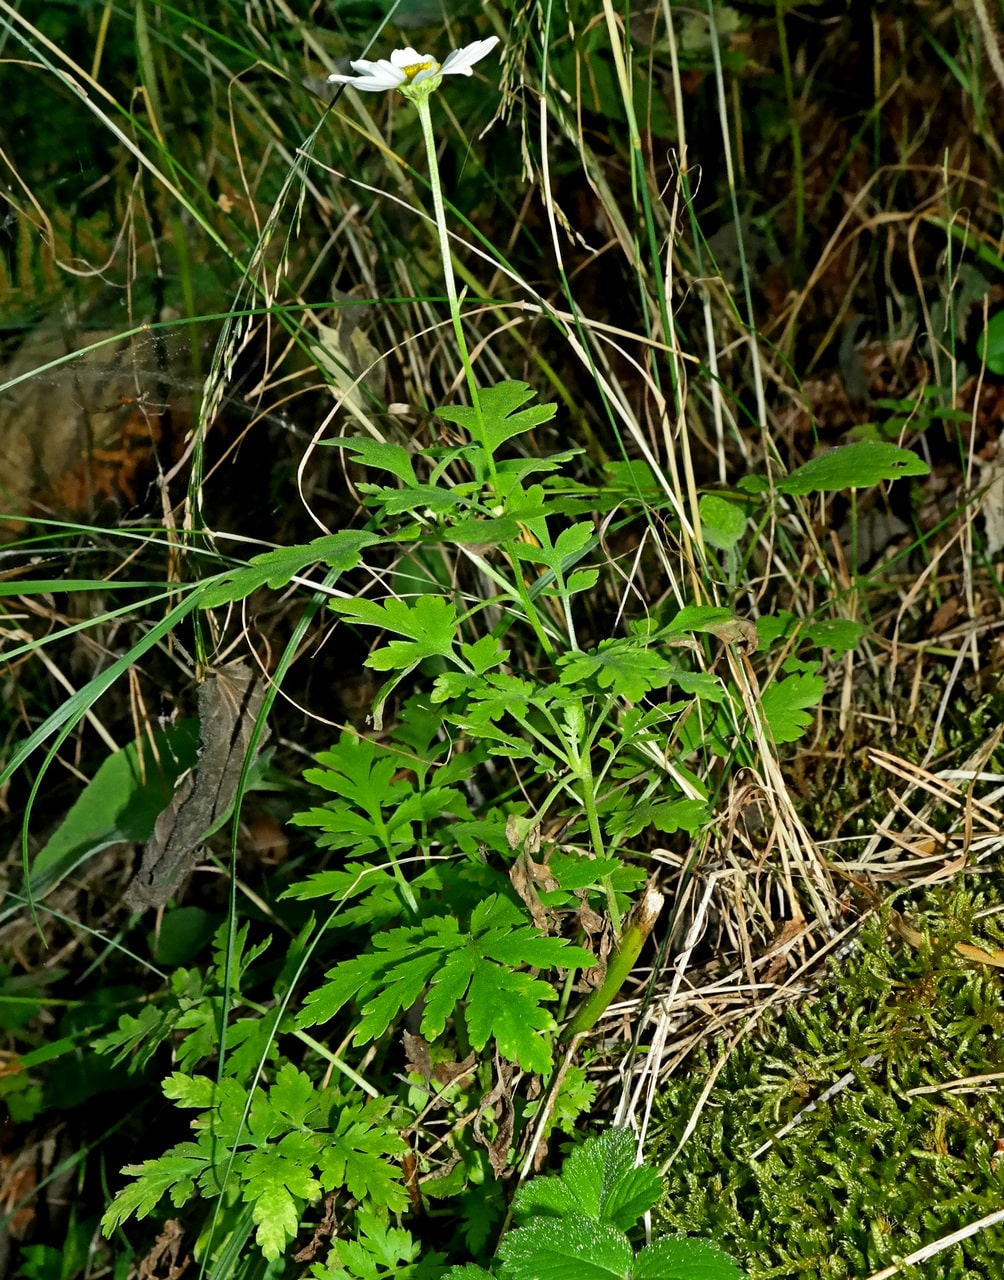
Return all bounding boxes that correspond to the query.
[101,1065,407,1261]
[297,893,593,1074]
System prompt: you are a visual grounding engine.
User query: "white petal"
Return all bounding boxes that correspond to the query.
[440,36,501,76]
[353,57,405,82]
[390,47,430,68]
[328,58,404,90]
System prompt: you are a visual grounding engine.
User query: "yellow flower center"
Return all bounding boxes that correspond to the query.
[402,59,437,81]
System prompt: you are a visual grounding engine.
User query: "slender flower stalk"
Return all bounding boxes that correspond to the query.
[410,93,487,462]
[329,39,500,468]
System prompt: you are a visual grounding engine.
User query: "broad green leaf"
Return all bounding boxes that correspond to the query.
[380,483,471,515]
[270,1064,318,1128]
[554,522,594,558]
[755,611,798,647]
[437,381,557,454]
[805,618,863,654]
[326,1208,428,1280]
[547,853,623,892]
[777,442,928,495]
[668,670,726,702]
[699,493,746,552]
[163,1072,216,1108]
[201,531,379,608]
[463,964,560,1075]
[633,1237,746,1280]
[499,1214,632,1280]
[31,719,198,885]
[461,635,509,676]
[664,606,735,636]
[513,521,594,577]
[355,950,448,1043]
[604,459,659,493]
[441,515,524,544]
[300,895,590,1072]
[566,569,600,593]
[612,797,709,840]
[513,1129,660,1231]
[979,308,1004,374]
[297,949,389,1028]
[759,672,825,743]
[303,733,406,806]
[152,906,215,967]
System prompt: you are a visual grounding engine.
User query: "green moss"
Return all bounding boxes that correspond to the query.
[649,884,1004,1278]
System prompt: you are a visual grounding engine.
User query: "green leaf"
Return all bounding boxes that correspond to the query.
[664,606,735,636]
[330,437,417,485]
[300,895,591,1073]
[162,1072,216,1108]
[461,635,509,676]
[324,1207,430,1280]
[380,483,472,516]
[804,618,863,654]
[270,1063,319,1127]
[440,515,524,544]
[437,381,557,455]
[513,1129,661,1231]
[979,308,1004,374]
[565,569,600,594]
[291,728,469,863]
[633,1237,746,1280]
[152,906,215,967]
[31,719,198,886]
[759,672,825,743]
[557,640,671,702]
[100,1151,205,1232]
[499,1214,632,1280]
[201,531,379,608]
[243,1149,319,1261]
[463,963,561,1076]
[547,853,623,892]
[298,948,392,1029]
[611,797,709,840]
[513,521,594,576]
[699,493,747,552]
[668,671,727,702]
[777,442,928,495]
[320,1098,408,1213]
[330,594,459,670]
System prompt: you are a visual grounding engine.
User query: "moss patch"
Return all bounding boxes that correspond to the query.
[649,884,1004,1278]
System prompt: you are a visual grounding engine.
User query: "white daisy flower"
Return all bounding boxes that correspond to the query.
[327,37,500,98]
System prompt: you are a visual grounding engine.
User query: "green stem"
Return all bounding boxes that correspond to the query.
[561,888,664,1042]
[412,95,494,482]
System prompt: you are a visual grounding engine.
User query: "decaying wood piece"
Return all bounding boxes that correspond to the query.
[123,661,269,910]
